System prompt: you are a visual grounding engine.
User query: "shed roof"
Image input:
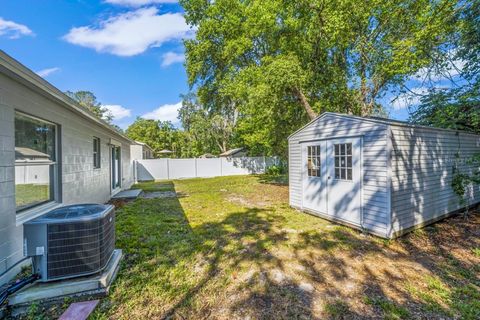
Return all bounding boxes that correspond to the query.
[15,147,50,159]
[288,112,480,140]
[0,50,134,144]
[220,147,245,157]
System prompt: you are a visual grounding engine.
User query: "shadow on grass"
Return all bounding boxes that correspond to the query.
[256,174,289,186]
[98,179,480,320]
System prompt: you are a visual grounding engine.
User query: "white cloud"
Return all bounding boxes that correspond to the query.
[142,101,181,123]
[0,17,34,39]
[413,59,466,83]
[105,0,178,7]
[161,51,184,67]
[103,104,132,120]
[391,87,429,110]
[36,67,60,78]
[63,7,193,57]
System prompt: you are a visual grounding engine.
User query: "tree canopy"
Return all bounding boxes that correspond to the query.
[126,118,179,156]
[65,90,113,122]
[180,0,459,156]
[409,1,480,133]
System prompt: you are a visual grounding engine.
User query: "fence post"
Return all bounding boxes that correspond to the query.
[194,158,198,178]
[220,158,223,177]
[263,155,266,173]
[133,160,137,183]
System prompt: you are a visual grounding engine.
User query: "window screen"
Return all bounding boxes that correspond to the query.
[93,137,101,169]
[307,145,321,177]
[334,143,352,180]
[15,112,57,211]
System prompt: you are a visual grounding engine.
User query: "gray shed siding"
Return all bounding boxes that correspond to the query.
[0,71,133,285]
[289,114,390,237]
[390,126,480,234]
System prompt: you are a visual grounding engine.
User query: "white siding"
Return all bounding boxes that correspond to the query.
[390,126,480,233]
[288,114,389,237]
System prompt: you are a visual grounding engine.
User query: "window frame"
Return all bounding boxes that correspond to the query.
[307,145,321,177]
[334,143,353,181]
[14,111,60,214]
[93,136,101,169]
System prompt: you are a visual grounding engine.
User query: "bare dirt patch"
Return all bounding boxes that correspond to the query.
[21,176,479,320]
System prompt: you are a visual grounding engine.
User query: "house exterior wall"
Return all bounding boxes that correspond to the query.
[131,144,144,160]
[288,114,390,237]
[0,72,133,285]
[390,125,480,235]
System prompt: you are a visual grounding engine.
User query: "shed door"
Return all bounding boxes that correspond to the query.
[326,138,361,225]
[302,142,327,214]
[301,137,361,225]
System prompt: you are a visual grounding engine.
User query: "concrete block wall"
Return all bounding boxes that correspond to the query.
[0,92,23,284]
[0,71,134,286]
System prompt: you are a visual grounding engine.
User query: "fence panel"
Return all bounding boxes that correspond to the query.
[221,157,265,176]
[168,159,197,179]
[135,156,278,181]
[136,159,168,181]
[196,158,222,177]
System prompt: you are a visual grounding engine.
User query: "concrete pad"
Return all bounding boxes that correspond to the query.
[9,249,122,307]
[142,191,177,199]
[59,300,99,320]
[111,189,142,200]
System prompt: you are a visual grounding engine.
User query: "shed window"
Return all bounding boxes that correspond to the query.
[93,137,101,169]
[334,143,352,180]
[307,145,321,177]
[15,112,57,212]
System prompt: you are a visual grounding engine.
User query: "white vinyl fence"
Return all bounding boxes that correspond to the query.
[135,156,279,181]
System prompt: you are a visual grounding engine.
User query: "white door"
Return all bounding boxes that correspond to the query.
[302,142,327,213]
[301,137,361,225]
[326,138,361,225]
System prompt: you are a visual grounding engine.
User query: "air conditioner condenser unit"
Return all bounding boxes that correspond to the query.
[23,204,116,282]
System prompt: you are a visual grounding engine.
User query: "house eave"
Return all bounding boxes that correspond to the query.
[0,50,134,144]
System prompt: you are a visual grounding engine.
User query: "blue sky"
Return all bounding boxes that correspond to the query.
[0,0,190,129]
[0,1,464,128]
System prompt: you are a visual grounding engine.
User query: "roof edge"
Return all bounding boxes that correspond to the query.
[288,112,480,140]
[0,50,134,144]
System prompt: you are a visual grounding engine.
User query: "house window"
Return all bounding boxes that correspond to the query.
[307,145,321,177]
[334,143,352,180]
[15,112,57,212]
[93,137,101,169]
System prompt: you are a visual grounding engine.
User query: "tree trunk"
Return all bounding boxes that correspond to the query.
[293,87,317,120]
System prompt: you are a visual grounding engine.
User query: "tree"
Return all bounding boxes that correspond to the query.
[126,118,186,157]
[179,93,237,155]
[65,90,113,123]
[181,0,458,156]
[407,1,480,215]
[409,1,480,133]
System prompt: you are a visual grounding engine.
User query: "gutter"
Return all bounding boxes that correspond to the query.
[0,50,134,144]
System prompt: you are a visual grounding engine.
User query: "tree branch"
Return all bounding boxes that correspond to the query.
[292,87,317,120]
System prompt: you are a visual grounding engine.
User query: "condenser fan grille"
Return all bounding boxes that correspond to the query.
[47,210,115,280]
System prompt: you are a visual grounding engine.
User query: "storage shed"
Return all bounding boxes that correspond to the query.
[288,112,480,238]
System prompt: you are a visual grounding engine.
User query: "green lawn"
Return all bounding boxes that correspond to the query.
[22,175,480,319]
[15,184,49,209]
